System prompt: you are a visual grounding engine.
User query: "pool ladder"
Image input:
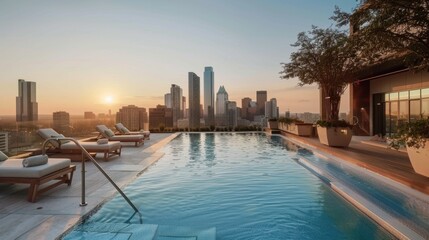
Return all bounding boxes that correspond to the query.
[42,137,141,215]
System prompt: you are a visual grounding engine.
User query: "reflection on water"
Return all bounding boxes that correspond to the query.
[72,133,393,240]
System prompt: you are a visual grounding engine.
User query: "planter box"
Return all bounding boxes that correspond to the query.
[406,143,429,177]
[317,126,352,147]
[279,122,313,136]
[268,121,278,129]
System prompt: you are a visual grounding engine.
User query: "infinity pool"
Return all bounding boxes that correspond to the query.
[68,133,393,239]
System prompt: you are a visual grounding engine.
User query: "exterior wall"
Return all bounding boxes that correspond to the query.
[204,66,215,126]
[351,70,429,135]
[188,72,200,129]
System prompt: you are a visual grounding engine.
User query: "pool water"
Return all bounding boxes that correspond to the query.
[72,133,393,239]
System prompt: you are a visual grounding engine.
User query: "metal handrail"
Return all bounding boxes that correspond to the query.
[41,137,140,214]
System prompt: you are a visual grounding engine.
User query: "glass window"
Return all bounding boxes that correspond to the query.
[390,92,398,101]
[385,102,391,135]
[384,93,390,102]
[410,100,421,122]
[409,90,420,99]
[422,98,429,118]
[390,101,398,134]
[422,88,429,98]
[398,100,409,126]
[399,91,409,100]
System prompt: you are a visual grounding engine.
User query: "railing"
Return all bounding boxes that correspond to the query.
[41,137,140,214]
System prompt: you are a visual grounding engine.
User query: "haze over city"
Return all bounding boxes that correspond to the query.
[0,0,356,116]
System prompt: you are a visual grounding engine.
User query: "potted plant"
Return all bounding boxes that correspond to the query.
[316,120,352,147]
[279,117,314,136]
[389,117,429,177]
[268,118,278,129]
[280,26,359,147]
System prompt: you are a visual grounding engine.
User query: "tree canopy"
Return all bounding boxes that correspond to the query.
[280,27,359,121]
[333,0,429,70]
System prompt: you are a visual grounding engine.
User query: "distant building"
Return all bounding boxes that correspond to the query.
[256,90,267,115]
[149,105,173,130]
[285,110,291,118]
[84,112,96,119]
[241,97,252,120]
[188,72,200,129]
[298,112,320,123]
[226,101,238,128]
[116,105,148,131]
[216,86,229,126]
[164,93,172,108]
[16,79,38,122]
[265,98,278,119]
[204,66,215,127]
[182,96,187,119]
[53,111,70,132]
[170,84,183,127]
[0,132,8,153]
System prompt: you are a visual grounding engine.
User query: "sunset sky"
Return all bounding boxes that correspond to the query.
[0,0,357,116]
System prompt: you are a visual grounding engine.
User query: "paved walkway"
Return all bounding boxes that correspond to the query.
[279,131,429,195]
[0,133,177,240]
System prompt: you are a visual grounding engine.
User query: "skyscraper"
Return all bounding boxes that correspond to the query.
[149,105,173,130]
[188,72,200,129]
[204,66,215,127]
[16,79,38,122]
[265,98,279,120]
[227,101,238,128]
[170,84,183,127]
[241,97,252,120]
[216,86,229,126]
[164,93,172,108]
[256,90,267,116]
[116,105,148,131]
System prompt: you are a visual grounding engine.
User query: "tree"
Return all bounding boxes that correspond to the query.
[280,27,358,121]
[333,0,429,70]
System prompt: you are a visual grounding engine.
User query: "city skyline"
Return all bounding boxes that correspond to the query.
[0,1,357,116]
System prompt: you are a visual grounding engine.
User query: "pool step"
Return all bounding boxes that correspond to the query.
[64,222,216,240]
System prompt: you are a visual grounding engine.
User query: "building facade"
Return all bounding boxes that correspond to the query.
[226,101,238,128]
[204,66,215,127]
[256,90,267,116]
[16,79,38,122]
[216,86,229,126]
[149,105,173,130]
[164,93,172,108]
[170,84,183,128]
[241,97,252,120]
[116,105,148,131]
[84,112,96,119]
[53,111,70,132]
[188,72,200,129]
[265,98,278,119]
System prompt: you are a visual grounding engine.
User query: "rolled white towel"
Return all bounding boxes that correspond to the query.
[97,139,108,144]
[22,155,49,167]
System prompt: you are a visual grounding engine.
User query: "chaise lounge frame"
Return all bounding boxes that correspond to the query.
[0,165,76,202]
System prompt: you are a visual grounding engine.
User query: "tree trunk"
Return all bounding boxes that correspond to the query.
[329,95,341,121]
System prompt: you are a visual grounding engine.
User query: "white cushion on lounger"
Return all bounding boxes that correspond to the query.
[108,135,144,141]
[60,141,121,150]
[0,158,71,178]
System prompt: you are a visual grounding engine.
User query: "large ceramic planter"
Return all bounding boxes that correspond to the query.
[406,142,429,177]
[268,121,278,129]
[317,126,352,147]
[279,122,313,136]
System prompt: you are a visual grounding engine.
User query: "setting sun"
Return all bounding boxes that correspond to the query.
[104,95,114,104]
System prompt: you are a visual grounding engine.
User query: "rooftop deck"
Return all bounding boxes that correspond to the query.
[1,131,428,239]
[279,131,429,195]
[0,133,177,240]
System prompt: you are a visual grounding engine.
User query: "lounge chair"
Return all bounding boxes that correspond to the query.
[0,157,75,202]
[115,123,150,140]
[37,128,122,160]
[96,125,144,147]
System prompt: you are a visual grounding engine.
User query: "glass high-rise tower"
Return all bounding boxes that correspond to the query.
[188,72,200,129]
[16,79,38,122]
[204,66,215,127]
